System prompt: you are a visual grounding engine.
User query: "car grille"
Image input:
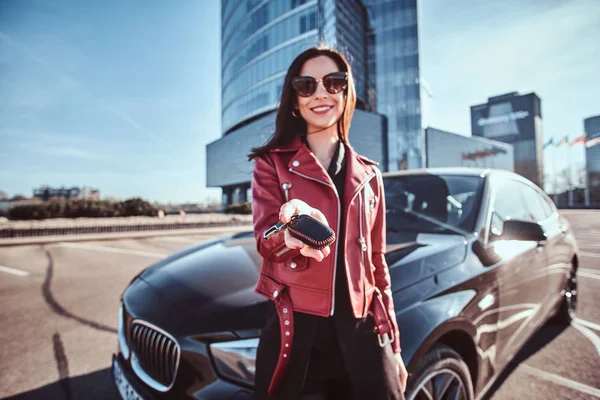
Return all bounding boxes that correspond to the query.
[130,320,180,391]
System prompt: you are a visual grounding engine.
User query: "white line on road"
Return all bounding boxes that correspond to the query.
[0,265,30,276]
[580,251,600,258]
[572,322,600,357]
[579,268,600,275]
[519,364,600,398]
[152,237,201,244]
[575,318,600,332]
[55,242,168,259]
[578,272,600,280]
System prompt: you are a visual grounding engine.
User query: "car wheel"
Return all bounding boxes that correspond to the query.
[405,344,474,400]
[554,263,577,324]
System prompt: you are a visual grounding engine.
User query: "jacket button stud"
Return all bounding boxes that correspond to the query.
[283,308,288,313]
[273,290,279,298]
[290,262,297,269]
[292,160,300,167]
[285,343,289,347]
[284,320,290,325]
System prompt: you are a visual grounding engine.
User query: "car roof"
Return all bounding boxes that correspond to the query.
[382,167,492,178]
[382,168,541,190]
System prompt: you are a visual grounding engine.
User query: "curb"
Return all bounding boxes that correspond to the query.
[0,225,254,247]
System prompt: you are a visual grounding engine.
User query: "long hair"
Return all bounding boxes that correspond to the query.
[247,45,357,161]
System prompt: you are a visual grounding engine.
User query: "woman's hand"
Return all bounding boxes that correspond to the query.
[394,352,408,393]
[279,199,332,262]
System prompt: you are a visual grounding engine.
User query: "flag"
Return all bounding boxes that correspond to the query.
[543,138,554,148]
[586,136,600,148]
[569,133,586,146]
[555,136,569,147]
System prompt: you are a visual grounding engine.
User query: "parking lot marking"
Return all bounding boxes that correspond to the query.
[578,271,600,281]
[572,322,600,357]
[153,237,199,244]
[520,364,600,398]
[580,251,600,258]
[575,318,600,332]
[55,242,168,259]
[580,268,600,275]
[0,265,30,276]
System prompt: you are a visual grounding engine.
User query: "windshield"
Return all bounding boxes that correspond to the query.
[383,174,484,234]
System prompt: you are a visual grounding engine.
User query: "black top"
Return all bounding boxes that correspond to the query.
[300,135,352,380]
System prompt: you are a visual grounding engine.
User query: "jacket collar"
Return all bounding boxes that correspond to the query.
[273,135,377,205]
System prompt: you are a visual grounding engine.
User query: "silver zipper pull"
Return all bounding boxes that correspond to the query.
[282,182,292,201]
[358,237,367,251]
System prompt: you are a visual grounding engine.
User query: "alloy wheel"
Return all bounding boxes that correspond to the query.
[408,368,468,400]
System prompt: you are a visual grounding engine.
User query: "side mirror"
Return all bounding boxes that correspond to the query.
[501,220,546,242]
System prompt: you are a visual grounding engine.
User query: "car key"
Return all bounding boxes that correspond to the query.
[263,214,335,250]
[263,220,288,240]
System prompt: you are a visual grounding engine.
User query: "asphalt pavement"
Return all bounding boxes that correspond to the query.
[0,211,598,400]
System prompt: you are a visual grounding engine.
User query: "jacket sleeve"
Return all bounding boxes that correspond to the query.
[251,154,302,263]
[370,167,401,353]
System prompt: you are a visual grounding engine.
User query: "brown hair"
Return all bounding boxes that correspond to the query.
[247,45,357,161]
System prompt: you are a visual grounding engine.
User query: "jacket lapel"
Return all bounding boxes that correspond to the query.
[287,136,333,186]
[343,143,375,209]
[275,135,376,207]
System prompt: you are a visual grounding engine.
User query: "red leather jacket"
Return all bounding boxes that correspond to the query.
[251,135,400,354]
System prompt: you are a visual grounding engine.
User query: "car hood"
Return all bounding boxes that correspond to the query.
[125,231,468,333]
[385,231,469,292]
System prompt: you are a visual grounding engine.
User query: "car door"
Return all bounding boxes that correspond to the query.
[519,186,572,310]
[487,178,549,368]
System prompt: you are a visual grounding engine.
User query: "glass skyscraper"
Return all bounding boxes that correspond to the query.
[211,0,423,207]
[584,115,600,205]
[362,0,422,171]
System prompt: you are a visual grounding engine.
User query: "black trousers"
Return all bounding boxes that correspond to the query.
[254,300,405,400]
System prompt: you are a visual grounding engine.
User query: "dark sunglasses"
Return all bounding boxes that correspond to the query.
[291,71,348,97]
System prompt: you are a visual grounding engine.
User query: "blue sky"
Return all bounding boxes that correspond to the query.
[0,0,598,203]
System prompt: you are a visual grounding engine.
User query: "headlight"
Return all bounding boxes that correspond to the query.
[209,338,258,387]
[118,306,130,359]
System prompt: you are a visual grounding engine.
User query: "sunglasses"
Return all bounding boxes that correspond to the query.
[291,71,348,97]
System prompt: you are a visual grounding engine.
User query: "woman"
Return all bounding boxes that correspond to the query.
[248,45,408,400]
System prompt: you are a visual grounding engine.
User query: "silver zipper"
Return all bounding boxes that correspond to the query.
[289,167,340,315]
[282,182,292,202]
[358,188,367,317]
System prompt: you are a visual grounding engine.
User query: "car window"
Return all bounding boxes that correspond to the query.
[384,174,484,233]
[489,179,530,239]
[520,184,553,221]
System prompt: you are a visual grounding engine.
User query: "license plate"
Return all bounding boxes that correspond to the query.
[113,357,144,400]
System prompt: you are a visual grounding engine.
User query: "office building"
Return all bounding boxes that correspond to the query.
[584,115,600,204]
[362,0,422,171]
[33,186,101,201]
[471,91,544,187]
[211,0,421,208]
[424,128,514,171]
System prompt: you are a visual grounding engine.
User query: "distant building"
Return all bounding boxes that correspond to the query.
[584,115,600,204]
[33,186,100,201]
[471,91,543,188]
[424,127,514,171]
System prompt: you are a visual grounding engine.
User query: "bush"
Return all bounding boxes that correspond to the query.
[8,198,158,220]
[225,201,252,214]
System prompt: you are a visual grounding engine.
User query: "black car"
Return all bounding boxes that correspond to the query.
[111,168,579,400]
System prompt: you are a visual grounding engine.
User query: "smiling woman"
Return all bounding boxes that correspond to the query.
[248,46,407,400]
